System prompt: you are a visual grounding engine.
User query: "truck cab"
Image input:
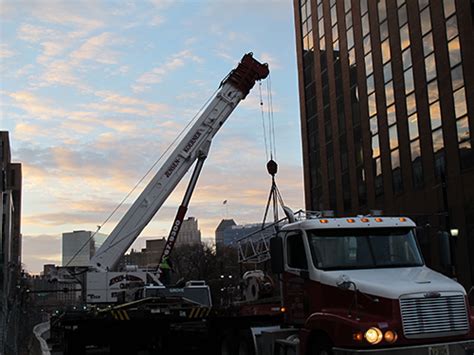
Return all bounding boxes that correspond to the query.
[271,215,474,354]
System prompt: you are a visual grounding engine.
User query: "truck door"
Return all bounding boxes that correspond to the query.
[283,231,310,325]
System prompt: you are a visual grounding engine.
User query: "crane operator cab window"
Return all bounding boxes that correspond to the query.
[286,232,308,271]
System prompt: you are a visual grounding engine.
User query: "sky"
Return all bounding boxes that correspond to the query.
[0,0,304,274]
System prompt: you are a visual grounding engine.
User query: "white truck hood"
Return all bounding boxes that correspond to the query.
[320,266,466,299]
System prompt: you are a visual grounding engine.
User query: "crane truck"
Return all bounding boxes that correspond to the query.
[49,53,474,354]
[83,52,269,304]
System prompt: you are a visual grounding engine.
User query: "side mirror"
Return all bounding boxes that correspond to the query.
[336,274,353,290]
[270,236,284,274]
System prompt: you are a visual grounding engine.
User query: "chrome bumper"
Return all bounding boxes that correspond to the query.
[333,340,474,355]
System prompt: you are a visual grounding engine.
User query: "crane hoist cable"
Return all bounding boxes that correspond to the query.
[64,87,220,267]
[259,74,277,161]
[259,82,269,162]
[266,74,277,160]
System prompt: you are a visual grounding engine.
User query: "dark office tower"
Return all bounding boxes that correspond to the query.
[294,0,474,288]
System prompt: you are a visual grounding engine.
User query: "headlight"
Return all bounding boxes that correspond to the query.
[384,330,398,343]
[364,327,383,344]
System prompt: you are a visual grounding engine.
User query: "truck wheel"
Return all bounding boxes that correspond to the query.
[237,330,255,355]
[220,334,235,355]
[311,336,333,355]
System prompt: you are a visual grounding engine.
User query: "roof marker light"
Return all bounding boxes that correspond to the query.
[375,218,383,222]
[320,219,329,224]
[361,218,369,223]
[399,217,406,222]
[347,219,355,223]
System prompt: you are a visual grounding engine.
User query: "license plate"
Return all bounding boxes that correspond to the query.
[429,345,449,355]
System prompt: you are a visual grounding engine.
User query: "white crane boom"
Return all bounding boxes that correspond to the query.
[90,53,269,272]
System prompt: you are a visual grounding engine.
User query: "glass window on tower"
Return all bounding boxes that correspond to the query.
[454,88,467,119]
[389,125,399,150]
[425,53,437,82]
[385,81,394,106]
[408,113,419,141]
[432,128,444,153]
[406,92,416,116]
[378,0,387,22]
[362,13,370,37]
[443,0,456,18]
[456,117,470,144]
[423,33,434,56]
[430,101,442,130]
[398,4,408,26]
[420,7,432,35]
[446,15,458,41]
[448,37,462,67]
[383,62,392,82]
[451,65,464,91]
[402,47,412,70]
[400,24,410,51]
[381,39,391,64]
[418,0,429,11]
[427,80,439,104]
[380,21,389,41]
[387,104,396,126]
[404,68,415,95]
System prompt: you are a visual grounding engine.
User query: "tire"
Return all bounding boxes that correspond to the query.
[220,333,236,355]
[237,329,255,355]
[310,335,333,355]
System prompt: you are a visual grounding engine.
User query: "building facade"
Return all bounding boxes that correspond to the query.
[119,238,166,269]
[62,230,107,267]
[215,219,237,255]
[294,0,474,288]
[0,131,22,353]
[215,219,274,252]
[175,217,201,246]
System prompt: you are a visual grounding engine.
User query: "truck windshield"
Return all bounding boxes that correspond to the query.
[307,228,424,270]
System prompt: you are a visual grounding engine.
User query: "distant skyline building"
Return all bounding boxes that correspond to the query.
[294,0,474,287]
[215,219,237,254]
[119,237,166,269]
[175,217,201,246]
[215,219,274,255]
[62,230,107,267]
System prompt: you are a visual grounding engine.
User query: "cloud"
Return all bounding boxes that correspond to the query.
[6,90,171,139]
[260,52,281,70]
[17,24,61,43]
[70,32,119,65]
[0,44,15,58]
[9,91,68,120]
[38,60,90,90]
[28,1,104,34]
[149,15,165,26]
[132,50,203,92]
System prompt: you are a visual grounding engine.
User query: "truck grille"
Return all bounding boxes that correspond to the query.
[399,293,470,339]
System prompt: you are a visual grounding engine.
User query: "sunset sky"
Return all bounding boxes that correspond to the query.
[0,0,304,274]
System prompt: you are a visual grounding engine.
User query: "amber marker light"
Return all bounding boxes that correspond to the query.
[384,330,398,343]
[353,332,364,342]
[399,217,407,222]
[361,218,369,223]
[320,219,329,224]
[364,327,383,344]
[375,218,383,222]
[347,219,355,223]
